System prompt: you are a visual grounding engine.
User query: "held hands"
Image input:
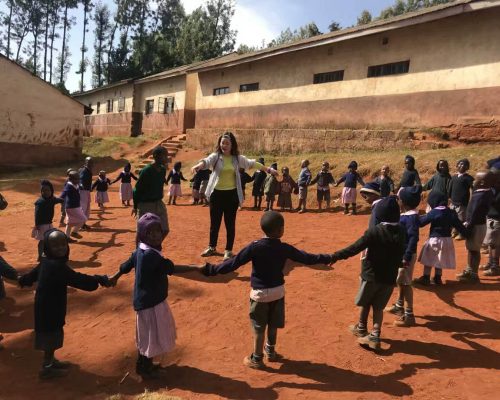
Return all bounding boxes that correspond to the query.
[131,208,138,217]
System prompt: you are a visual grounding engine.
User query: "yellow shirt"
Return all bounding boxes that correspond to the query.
[214,155,264,190]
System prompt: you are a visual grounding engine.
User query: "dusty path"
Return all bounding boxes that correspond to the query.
[0,181,499,400]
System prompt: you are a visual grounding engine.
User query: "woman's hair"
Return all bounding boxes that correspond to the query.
[216,132,239,156]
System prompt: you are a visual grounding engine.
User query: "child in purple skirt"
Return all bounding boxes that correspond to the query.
[336,161,365,215]
[111,163,138,206]
[166,162,187,205]
[91,171,112,209]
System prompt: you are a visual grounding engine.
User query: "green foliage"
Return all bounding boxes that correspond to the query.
[328,21,342,32]
[356,10,373,25]
[267,22,322,48]
[92,1,111,87]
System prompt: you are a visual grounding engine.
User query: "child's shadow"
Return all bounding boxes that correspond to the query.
[0,297,33,335]
[0,241,6,252]
[283,259,331,276]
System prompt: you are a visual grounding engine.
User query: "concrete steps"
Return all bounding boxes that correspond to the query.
[134,134,187,175]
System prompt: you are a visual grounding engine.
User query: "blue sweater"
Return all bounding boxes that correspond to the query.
[35,196,64,226]
[60,183,80,209]
[419,207,467,238]
[466,189,494,226]
[400,211,420,262]
[119,248,175,311]
[337,171,364,188]
[205,237,332,289]
[297,168,312,187]
[79,167,93,191]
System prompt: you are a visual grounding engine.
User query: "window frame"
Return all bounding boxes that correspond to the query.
[106,99,114,113]
[96,102,100,114]
[213,87,230,96]
[239,82,259,92]
[367,60,410,78]
[118,97,125,112]
[313,70,345,84]
[145,99,155,115]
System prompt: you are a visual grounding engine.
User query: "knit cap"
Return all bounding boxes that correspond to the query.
[428,190,448,209]
[374,196,400,223]
[399,185,422,209]
[137,213,162,249]
[360,181,381,196]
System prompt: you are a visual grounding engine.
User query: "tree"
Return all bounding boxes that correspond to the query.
[357,10,372,25]
[48,0,62,83]
[27,0,45,76]
[0,0,17,58]
[76,0,94,92]
[328,21,342,32]
[58,0,78,85]
[268,22,322,48]
[92,1,111,87]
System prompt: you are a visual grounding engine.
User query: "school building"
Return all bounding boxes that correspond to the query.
[73,0,500,151]
[0,54,86,168]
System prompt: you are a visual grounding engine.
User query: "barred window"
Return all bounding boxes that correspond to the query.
[106,99,113,113]
[313,70,344,84]
[239,82,259,92]
[96,102,100,114]
[145,99,154,115]
[213,87,230,96]
[118,97,125,112]
[367,60,410,77]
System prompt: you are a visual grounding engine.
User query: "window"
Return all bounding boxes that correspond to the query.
[118,97,125,112]
[106,99,113,113]
[159,96,175,114]
[367,60,410,78]
[313,70,344,84]
[239,82,259,92]
[145,99,154,115]
[96,102,100,114]
[213,87,229,96]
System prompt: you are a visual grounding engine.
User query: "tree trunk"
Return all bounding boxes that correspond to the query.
[106,22,117,83]
[59,4,68,83]
[43,2,50,80]
[6,0,13,58]
[80,3,88,92]
[49,9,57,83]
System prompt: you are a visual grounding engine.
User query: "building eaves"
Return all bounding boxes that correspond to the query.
[71,79,135,97]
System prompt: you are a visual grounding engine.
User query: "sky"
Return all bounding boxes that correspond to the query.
[3,0,397,92]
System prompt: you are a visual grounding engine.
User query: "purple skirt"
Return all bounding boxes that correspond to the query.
[341,187,357,204]
[120,183,133,201]
[95,191,109,204]
[169,184,182,197]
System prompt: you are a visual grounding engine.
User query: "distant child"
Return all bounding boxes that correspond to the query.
[32,180,64,260]
[359,182,382,227]
[296,160,312,214]
[423,159,452,210]
[336,161,365,215]
[251,157,267,210]
[109,213,196,379]
[91,170,112,209]
[59,168,74,227]
[202,211,333,368]
[398,155,421,190]
[111,163,138,206]
[481,169,500,276]
[277,167,298,211]
[0,256,18,344]
[166,162,187,206]
[310,162,335,211]
[456,170,495,283]
[414,191,467,286]
[386,185,422,327]
[374,165,395,197]
[331,196,406,351]
[239,168,254,209]
[191,168,211,205]
[263,163,279,211]
[448,159,474,240]
[61,170,87,242]
[19,229,109,379]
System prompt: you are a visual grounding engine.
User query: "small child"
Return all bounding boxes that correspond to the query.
[398,155,421,190]
[374,165,395,197]
[166,162,187,205]
[423,159,452,210]
[109,213,196,379]
[336,161,365,215]
[456,170,495,283]
[482,170,500,276]
[277,167,298,211]
[448,159,474,240]
[310,162,335,211]
[59,168,74,227]
[359,182,382,227]
[251,157,267,210]
[331,196,406,351]
[239,168,254,210]
[91,170,112,209]
[61,171,87,242]
[111,163,138,206]
[202,211,333,368]
[32,180,64,260]
[386,185,422,327]
[263,163,279,211]
[191,168,211,205]
[296,160,312,214]
[19,229,109,379]
[414,191,467,286]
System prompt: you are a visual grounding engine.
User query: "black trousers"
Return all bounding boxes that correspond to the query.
[209,189,239,251]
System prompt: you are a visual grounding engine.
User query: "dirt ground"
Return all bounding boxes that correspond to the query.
[0,165,499,400]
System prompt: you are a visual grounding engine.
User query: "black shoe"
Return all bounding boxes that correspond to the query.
[52,359,71,369]
[433,275,443,285]
[39,364,68,380]
[413,275,431,286]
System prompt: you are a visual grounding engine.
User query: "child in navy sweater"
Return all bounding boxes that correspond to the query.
[61,171,87,242]
[111,163,138,206]
[110,213,197,379]
[482,172,500,276]
[336,161,365,215]
[19,229,109,379]
[0,256,18,345]
[386,185,422,327]
[423,160,452,211]
[166,162,187,205]
[191,168,211,205]
[310,162,335,211]
[331,196,406,351]
[414,191,467,286]
[374,165,395,197]
[202,211,332,369]
[448,159,474,239]
[456,170,495,283]
[296,160,312,213]
[33,180,64,260]
[398,155,421,191]
[92,171,112,209]
[252,157,266,210]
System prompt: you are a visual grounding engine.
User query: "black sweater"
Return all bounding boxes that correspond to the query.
[34,196,64,226]
[112,171,138,184]
[488,190,500,220]
[19,260,105,332]
[205,237,332,289]
[449,174,474,206]
[119,248,175,311]
[166,170,187,185]
[399,169,421,188]
[332,224,406,285]
[92,178,111,192]
[419,207,467,238]
[79,167,93,191]
[466,189,494,226]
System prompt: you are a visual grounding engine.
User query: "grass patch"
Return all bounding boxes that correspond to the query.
[106,391,182,400]
[83,136,150,158]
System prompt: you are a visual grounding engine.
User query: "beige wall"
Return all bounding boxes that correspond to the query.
[135,75,186,112]
[0,57,84,149]
[195,8,500,111]
[75,83,134,115]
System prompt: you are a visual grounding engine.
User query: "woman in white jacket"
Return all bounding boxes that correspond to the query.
[192,132,278,260]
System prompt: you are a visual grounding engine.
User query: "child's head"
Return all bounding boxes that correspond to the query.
[137,213,164,250]
[124,162,131,172]
[152,146,168,165]
[404,155,416,170]
[473,170,494,190]
[239,167,245,173]
[84,156,93,170]
[66,168,74,176]
[436,159,449,174]
[68,170,80,185]
[301,160,310,169]
[99,170,106,178]
[322,162,330,172]
[374,196,400,224]
[398,185,422,211]
[381,165,390,177]
[428,191,448,209]
[40,179,54,199]
[456,159,470,174]
[44,229,70,260]
[360,181,381,205]
[258,157,265,165]
[270,162,278,170]
[348,161,358,172]
[260,211,284,239]
[173,161,182,171]
[282,166,289,176]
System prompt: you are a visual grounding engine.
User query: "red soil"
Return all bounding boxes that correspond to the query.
[0,176,499,400]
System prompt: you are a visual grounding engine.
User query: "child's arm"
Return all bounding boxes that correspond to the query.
[285,244,333,267]
[64,265,109,291]
[403,218,419,263]
[309,173,319,186]
[357,173,365,187]
[415,171,422,186]
[18,264,40,287]
[91,180,98,191]
[109,253,136,286]
[451,210,468,238]
[202,244,254,276]
[335,174,346,187]
[130,173,138,181]
[389,177,395,194]
[331,230,371,263]
[110,173,122,184]
[418,212,432,227]
[180,172,187,182]
[106,178,112,186]
[0,256,19,281]
[422,176,434,191]
[166,171,172,185]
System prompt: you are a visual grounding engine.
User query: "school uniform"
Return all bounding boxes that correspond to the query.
[79,167,92,219]
[0,256,18,300]
[448,173,474,221]
[374,176,395,197]
[297,168,312,200]
[33,196,64,240]
[465,189,494,252]
[399,169,421,189]
[399,210,420,284]
[484,189,500,249]
[92,178,111,204]
[166,170,187,197]
[338,172,364,204]
[112,171,138,201]
[277,176,298,209]
[311,171,335,202]
[61,182,87,226]
[252,170,267,197]
[264,175,279,202]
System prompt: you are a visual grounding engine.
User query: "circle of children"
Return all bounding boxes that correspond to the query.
[0,132,499,380]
